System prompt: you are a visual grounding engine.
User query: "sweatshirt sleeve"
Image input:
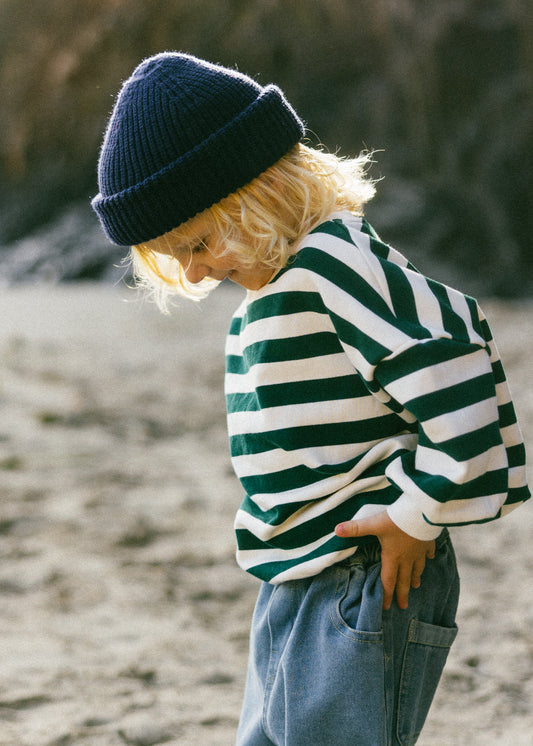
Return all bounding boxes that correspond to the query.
[306,221,529,540]
[374,323,510,539]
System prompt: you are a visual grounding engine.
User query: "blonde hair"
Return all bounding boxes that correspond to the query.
[131,143,376,310]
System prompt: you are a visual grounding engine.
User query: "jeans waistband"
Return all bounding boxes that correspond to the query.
[341,527,450,568]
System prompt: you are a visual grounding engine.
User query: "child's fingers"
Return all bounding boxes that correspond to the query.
[380,561,398,610]
[394,564,413,610]
[334,520,363,538]
[382,556,424,610]
[335,512,389,538]
[411,555,426,589]
[336,514,436,610]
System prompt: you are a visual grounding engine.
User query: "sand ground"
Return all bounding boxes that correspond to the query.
[0,283,531,745]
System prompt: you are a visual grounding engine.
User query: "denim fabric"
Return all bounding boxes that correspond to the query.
[236,530,459,746]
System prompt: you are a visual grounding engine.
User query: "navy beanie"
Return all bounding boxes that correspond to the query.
[91,52,305,246]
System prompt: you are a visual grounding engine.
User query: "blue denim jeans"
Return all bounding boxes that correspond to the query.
[236,530,459,746]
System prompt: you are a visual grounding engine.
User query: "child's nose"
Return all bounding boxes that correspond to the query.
[184,261,210,284]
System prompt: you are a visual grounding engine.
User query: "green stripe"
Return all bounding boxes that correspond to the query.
[226,390,259,413]
[377,337,482,387]
[311,218,355,241]
[243,331,343,366]
[405,372,496,421]
[240,464,332,496]
[244,533,381,582]
[478,314,493,342]
[491,359,506,384]
[237,485,400,551]
[507,441,527,469]
[360,218,382,243]
[382,259,428,331]
[297,247,394,321]
[239,448,398,498]
[424,512,501,529]
[328,309,391,363]
[228,329,346,374]
[238,494,309,529]
[498,401,518,429]
[228,315,242,336]
[244,290,327,324]
[226,374,369,413]
[395,451,508,503]
[428,281,469,340]
[417,422,503,462]
[505,485,531,505]
[229,413,411,457]
[226,354,245,375]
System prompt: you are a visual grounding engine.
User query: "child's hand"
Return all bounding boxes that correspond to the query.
[335,512,436,610]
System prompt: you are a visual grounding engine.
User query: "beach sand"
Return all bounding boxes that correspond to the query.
[0,283,531,745]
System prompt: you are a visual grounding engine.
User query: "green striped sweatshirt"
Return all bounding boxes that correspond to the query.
[225,212,530,583]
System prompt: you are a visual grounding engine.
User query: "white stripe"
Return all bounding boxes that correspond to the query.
[421,396,499,442]
[386,460,508,522]
[414,443,507,484]
[236,531,334,569]
[268,548,358,583]
[446,288,483,345]
[235,478,387,540]
[234,436,416,511]
[495,379,512,406]
[255,255,413,358]
[225,332,243,356]
[232,432,417,479]
[501,501,526,518]
[344,228,396,311]
[239,310,332,346]
[425,491,507,524]
[225,352,355,392]
[230,439,385,476]
[385,345,491,401]
[407,271,446,335]
[486,338,501,364]
[312,225,396,313]
[501,421,526,448]
[227,394,385,435]
[318,275,413,353]
[243,472,388,511]
[509,463,529,490]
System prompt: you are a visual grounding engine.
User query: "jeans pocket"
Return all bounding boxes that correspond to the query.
[396,617,458,746]
[332,559,384,639]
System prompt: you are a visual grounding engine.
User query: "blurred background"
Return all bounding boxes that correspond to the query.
[0,5,531,742]
[1,0,532,296]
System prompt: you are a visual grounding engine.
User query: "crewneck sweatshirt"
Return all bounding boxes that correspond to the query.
[225,212,529,583]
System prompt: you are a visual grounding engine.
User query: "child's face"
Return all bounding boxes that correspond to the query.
[150,212,275,291]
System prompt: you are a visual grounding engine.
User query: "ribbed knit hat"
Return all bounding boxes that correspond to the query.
[91,52,305,246]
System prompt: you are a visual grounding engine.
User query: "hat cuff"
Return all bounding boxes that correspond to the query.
[92,85,305,246]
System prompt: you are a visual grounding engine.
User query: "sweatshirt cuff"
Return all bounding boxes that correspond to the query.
[387,494,444,541]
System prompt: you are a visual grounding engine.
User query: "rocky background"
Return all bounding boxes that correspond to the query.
[1,0,532,295]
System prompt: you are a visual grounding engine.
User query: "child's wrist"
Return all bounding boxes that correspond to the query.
[387,496,443,541]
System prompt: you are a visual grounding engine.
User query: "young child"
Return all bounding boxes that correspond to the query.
[92,52,530,745]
